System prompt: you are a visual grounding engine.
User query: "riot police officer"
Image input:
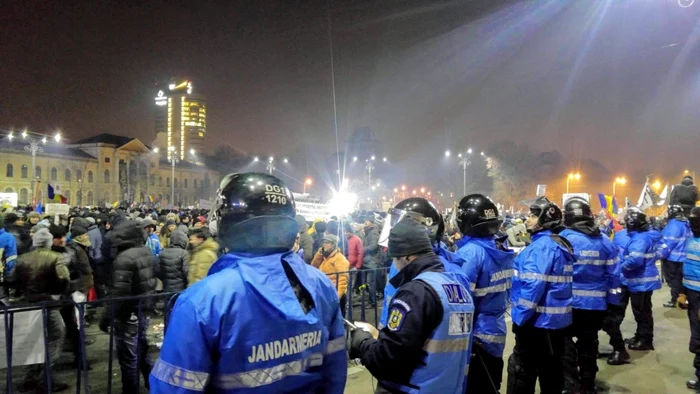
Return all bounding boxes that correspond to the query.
[454,194,514,394]
[618,208,662,351]
[507,196,575,394]
[683,207,700,393]
[559,198,620,394]
[659,204,691,308]
[348,217,474,393]
[378,197,467,329]
[150,173,347,393]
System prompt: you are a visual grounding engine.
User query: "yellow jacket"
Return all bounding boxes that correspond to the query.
[311,248,349,297]
[187,238,219,287]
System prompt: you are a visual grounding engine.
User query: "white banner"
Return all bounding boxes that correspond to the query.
[0,193,18,207]
[45,203,70,216]
[0,310,46,368]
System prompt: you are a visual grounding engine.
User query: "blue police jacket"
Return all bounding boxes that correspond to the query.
[379,244,467,328]
[560,227,621,310]
[455,236,514,357]
[511,230,575,329]
[149,251,347,393]
[613,229,630,255]
[683,235,700,291]
[620,230,662,293]
[657,218,691,262]
[0,228,18,281]
[380,271,474,394]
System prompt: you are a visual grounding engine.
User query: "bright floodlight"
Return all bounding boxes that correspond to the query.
[269,156,274,162]
[153,147,159,153]
[353,156,358,162]
[54,133,61,142]
[21,130,27,139]
[7,132,13,140]
[480,151,485,156]
[305,178,313,185]
[445,150,450,157]
[371,155,375,160]
[41,137,47,144]
[467,148,473,154]
[458,153,463,158]
[190,149,195,155]
[253,156,259,162]
[283,158,288,163]
[383,157,387,162]
[328,191,358,216]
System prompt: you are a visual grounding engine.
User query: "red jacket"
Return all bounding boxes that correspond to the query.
[346,234,364,269]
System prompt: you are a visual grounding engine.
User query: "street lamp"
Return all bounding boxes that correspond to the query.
[652,180,662,191]
[566,172,581,193]
[168,146,180,205]
[10,130,62,205]
[613,176,627,196]
[266,157,276,175]
[304,178,313,193]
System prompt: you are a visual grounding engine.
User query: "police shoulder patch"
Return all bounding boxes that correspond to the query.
[387,306,407,332]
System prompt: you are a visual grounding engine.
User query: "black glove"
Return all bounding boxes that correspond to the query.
[348,328,373,360]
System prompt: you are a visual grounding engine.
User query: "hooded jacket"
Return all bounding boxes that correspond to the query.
[110,221,157,319]
[53,240,94,295]
[87,223,103,266]
[158,230,190,292]
[620,229,662,292]
[456,235,515,357]
[311,247,349,297]
[657,218,691,262]
[670,178,699,214]
[345,233,364,269]
[362,225,380,268]
[511,230,576,329]
[15,247,70,302]
[101,212,127,266]
[560,221,621,310]
[188,237,219,287]
[296,217,315,265]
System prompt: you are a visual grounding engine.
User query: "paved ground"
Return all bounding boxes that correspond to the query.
[344,285,699,394]
[0,286,695,393]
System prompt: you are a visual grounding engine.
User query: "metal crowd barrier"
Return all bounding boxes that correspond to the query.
[0,267,389,393]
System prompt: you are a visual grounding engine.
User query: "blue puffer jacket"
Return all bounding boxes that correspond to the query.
[657,218,691,262]
[511,230,575,329]
[613,229,630,255]
[683,235,700,291]
[620,230,662,293]
[150,252,347,393]
[456,236,514,357]
[379,244,467,328]
[560,225,620,310]
[0,228,18,281]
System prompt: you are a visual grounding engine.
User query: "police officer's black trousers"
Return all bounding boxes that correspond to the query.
[563,309,605,392]
[630,290,654,344]
[662,259,685,302]
[467,342,503,394]
[506,324,566,394]
[686,288,700,380]
[602,291,627,352]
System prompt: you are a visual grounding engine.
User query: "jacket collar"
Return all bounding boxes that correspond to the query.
[389,253,444,289]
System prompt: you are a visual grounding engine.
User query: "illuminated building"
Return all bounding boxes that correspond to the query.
[154,79,207,160]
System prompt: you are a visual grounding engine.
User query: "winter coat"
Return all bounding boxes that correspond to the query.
[657,218,691,262]
[5,224,30,256]
[312,248,350,297]
[345,234,364,269]
[158,231,190,292]
[101,213,127,266]
[362,226,380,268]
[177,224,189,234]
[15,248,70,302]
[110,221,157,319]
[670,179,699,214]
[188,238,219,287]
[620,229,662,293]
[299,233,315,265]
[58,242,94,294]
[87,224,103,266]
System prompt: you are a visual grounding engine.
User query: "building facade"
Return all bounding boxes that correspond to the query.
[0,133,218,207]
[154,79,207,161]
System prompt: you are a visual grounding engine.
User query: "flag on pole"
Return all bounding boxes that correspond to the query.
[47,184,67,204]
[35,202,43,214]
[597,193,619,215]
[637,179,662,210]
[657,184,669,206]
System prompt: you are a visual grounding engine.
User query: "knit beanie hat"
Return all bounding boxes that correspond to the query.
[71,225,88,238]
[33,228,53,249]
[388,217,433,258]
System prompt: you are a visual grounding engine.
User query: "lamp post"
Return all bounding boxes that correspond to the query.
[266,157,276,175]
[304,178,313,193]
[366,156,376,203]
[613,176,627,196]
[168,146,180,205]
[566,172,581,194]
[445,148,480,196]
[8,130,62,205]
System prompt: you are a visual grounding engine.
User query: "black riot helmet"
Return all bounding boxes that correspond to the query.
[668,204,685,220]
[564,198,593,227]
[389,197,444,242]
[529,196,563,232]
[625,207,649,232]
[456,194,502,237]
[214,172,297,253]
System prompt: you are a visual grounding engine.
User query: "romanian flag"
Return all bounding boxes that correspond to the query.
[148,195,154,203]
[597,193,618,215]
[47,184,67,204]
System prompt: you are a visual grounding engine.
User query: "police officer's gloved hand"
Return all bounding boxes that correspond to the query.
[348,328,373,360]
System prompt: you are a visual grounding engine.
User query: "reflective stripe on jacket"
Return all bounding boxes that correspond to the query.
[683,237,700,291]
[621,230,662,293]
[657,218,691,262]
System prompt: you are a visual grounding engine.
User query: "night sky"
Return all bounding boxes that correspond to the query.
[3,0,700,180]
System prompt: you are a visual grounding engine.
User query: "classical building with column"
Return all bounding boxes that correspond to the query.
[0,133,218,207]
